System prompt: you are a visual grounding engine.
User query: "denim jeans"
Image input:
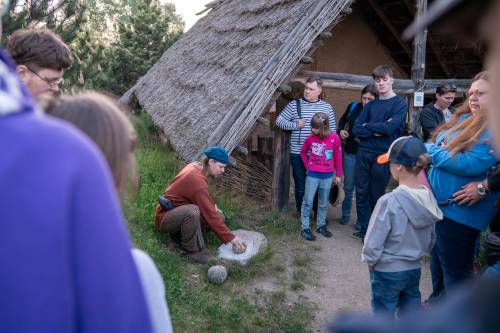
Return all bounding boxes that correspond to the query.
[341,153,356,224]
[301,175,332,230]
[429,217,480,303]
[370,268,422,316]
[355,150,390,234]
[290,153,317,213]
[290,154,307,212]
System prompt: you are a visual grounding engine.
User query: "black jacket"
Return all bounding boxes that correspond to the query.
[419,103,445,142]
[337,102,363,154]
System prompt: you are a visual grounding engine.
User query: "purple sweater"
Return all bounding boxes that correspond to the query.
[0,51,151,333]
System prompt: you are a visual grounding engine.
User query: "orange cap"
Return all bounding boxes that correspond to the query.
[377,153,390,164]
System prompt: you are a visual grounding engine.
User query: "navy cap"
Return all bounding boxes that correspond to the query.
[203,146,232,165]
[377,136,427,166]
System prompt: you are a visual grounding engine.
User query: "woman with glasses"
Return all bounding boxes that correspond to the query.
[425,72,500,303]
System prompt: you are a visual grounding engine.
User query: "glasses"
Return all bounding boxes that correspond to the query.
[26,66,64,88]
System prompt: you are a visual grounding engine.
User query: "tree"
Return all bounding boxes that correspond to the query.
[2,0,87,43]
[104,0,184,95]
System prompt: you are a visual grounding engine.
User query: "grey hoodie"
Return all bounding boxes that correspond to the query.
[362,185,443,272]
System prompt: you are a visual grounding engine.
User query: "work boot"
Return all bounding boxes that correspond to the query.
[184,251,208,264]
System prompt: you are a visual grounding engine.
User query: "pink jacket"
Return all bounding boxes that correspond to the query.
[301,133,343,177]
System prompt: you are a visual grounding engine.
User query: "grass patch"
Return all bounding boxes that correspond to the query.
[123,112,314,332]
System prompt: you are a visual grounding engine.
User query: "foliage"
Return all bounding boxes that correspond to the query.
[2,0,184,95]
[2,0,87,43]
[104,0,184,95]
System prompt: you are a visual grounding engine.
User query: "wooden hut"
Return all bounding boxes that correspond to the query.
[121,0,484,210]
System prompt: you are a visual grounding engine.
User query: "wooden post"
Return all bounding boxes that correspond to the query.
[272,97,291,212]
[409,0,428,133]
[272,81,305,212]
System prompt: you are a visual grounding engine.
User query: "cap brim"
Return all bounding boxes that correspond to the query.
[377,153,390,164]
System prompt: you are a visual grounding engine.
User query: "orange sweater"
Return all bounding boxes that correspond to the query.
[154,162,235,244]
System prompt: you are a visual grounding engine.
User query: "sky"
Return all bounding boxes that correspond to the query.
[166,0,209,32]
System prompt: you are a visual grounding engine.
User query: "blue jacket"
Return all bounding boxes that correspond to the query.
[0,50,152,333]
[352,95,408,154]
[426,114,499,231]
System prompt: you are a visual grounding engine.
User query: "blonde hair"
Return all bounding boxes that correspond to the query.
[45,92,138,196]
[429,72,489,155]
[310,112,331,139]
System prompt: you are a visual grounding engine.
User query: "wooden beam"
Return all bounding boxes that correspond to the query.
[257,116,270,126]
[367,0,413,58]
[409,0,428,133]
[298,70,469,94]
[402,0,453,77]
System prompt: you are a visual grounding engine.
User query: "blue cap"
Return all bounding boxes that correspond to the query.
[203,146,231,165]
[377,136,427,166]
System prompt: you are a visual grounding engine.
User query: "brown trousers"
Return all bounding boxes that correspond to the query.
[159,204,205,253]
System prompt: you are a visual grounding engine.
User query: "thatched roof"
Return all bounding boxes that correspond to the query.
[122,0,352,161]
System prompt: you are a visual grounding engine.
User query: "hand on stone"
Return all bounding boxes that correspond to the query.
[231,236,247,254]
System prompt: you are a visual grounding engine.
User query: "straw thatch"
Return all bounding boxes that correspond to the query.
[122,0,352,162]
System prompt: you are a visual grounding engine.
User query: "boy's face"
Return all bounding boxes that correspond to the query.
[374,75,394,95]
[17,65,63,99]
[435,92,455,109]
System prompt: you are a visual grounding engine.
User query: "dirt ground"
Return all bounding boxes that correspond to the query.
[306,207,433,332]
[245,201,433,333]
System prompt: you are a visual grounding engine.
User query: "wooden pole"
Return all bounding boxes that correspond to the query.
[272,98,291,212]
[409,0,428,133]
[272,81,305,212]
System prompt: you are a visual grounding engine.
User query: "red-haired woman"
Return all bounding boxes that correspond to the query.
[426,72,500,302]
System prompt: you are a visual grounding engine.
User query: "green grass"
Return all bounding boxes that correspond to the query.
[123,112,314,333]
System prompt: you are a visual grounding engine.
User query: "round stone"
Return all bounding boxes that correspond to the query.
[207,265,228,284]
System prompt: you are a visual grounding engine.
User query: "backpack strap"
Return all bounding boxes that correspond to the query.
[296,99,302,144]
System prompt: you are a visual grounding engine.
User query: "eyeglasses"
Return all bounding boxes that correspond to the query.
[26,66,64,88]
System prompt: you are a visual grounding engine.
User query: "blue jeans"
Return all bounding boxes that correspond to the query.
[429,217,480,303]
[290,154,307,212]
[290,154,317,213]
[301,175,332,230]
[341,153,356,224]
[355,150,390,234]
[370,268,422,316]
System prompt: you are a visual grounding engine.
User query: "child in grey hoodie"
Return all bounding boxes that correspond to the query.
[362,136,443,317]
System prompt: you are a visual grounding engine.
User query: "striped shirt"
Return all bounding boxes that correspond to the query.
[276,98,336,154]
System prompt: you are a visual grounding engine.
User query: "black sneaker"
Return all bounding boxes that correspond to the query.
[301,228,316,241]
[316,226,332,238]
[352,231,365,241]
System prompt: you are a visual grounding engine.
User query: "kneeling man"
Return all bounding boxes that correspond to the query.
[155,146,246,263]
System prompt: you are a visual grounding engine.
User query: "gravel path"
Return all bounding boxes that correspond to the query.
[305,205,433,332]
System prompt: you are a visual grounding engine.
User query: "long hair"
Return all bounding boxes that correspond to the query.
[310,112,331,139]
[45,92,138,196]
[429,72,489,155]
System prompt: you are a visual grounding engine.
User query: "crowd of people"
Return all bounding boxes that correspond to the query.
[3,0,500,331]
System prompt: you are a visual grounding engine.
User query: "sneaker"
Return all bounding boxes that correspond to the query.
[301,228,316,241]
[316,226,332,238]
[184,251,209,264]
[352,231,365,241]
